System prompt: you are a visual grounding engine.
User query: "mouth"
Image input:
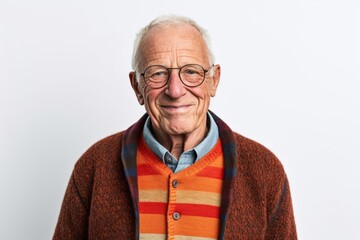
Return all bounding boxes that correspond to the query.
[160,104,192,113]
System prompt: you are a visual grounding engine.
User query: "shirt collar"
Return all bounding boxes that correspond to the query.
[143,112,219,163]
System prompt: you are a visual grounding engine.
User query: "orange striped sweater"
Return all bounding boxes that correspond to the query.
[137,136,224,240]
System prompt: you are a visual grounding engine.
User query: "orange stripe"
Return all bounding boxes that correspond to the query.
[138,175,168,190]
[139,214,166,234]
[174,215,220,238]
[207,154,224,168]
[180,178,223,193]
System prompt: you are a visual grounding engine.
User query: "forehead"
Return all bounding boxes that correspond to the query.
[139,23,208,67]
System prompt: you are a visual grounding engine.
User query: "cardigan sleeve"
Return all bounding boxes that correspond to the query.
[264,159,297,239]
[53,170,90,239]
[53,131,134,240]
[53,145,96,240]
[224,132,297,239]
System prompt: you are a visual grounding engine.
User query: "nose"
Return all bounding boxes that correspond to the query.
[164,69,186,99]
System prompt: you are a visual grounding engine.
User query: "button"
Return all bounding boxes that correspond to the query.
[172,212,181,220]
[172,179,179,188]
[165,155,172,163]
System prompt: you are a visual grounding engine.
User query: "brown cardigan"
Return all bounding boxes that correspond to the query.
[53,113,297,239]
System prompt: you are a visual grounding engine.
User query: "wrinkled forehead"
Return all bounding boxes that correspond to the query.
[138,23,208,68]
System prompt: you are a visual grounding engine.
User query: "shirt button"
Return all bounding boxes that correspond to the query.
[172,179,179,188]
[172,212,181,220]
[165,156,172,163]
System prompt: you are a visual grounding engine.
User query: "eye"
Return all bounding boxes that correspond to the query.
[150,70,168,80]
[144,66,169,79]
[181,65,204,77]
[152,71,167,77]
[183,66,202,75]
[184,69,199,75]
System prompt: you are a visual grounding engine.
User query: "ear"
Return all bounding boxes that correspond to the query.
[210,64,221,97]
[129,71,144,105]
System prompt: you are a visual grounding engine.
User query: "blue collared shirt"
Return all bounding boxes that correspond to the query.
[143,113,219,173]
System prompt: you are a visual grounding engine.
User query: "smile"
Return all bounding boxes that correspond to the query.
[160,104,192,113]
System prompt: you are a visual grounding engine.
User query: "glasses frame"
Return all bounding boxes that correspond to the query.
[140,64,214,89]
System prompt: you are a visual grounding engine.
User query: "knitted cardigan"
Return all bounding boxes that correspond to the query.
[53,112,297,239]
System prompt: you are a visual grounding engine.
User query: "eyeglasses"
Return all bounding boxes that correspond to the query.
[140,64,213,89]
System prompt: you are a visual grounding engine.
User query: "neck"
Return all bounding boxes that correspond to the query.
[151,123,208,160]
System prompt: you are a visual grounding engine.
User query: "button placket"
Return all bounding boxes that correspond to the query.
[168,175,181,236]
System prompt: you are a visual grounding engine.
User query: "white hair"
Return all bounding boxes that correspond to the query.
[131,15,215,79]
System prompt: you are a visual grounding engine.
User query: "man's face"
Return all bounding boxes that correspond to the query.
[130,24,220,137]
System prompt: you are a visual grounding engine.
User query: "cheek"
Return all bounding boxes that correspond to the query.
[143,88,161,109]
[192,86,212,103]
[142,85,154,101]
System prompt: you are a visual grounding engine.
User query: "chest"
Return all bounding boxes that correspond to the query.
[137,139,224,239]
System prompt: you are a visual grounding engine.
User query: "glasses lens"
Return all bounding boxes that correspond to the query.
[144,65,169,88]
[180,64,205,86]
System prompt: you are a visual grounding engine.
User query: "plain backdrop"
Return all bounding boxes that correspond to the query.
[1,0,359,239]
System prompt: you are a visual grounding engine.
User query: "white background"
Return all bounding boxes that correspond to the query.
[1,0,359,239]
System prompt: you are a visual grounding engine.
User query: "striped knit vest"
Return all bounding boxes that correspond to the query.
[137,136,224,240]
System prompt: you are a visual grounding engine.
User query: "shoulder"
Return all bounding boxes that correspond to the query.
[77,131,123,164]
[72,131,125,182]
[232,132,286,180]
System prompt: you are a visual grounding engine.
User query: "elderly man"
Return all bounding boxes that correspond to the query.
[53,16,297,239]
